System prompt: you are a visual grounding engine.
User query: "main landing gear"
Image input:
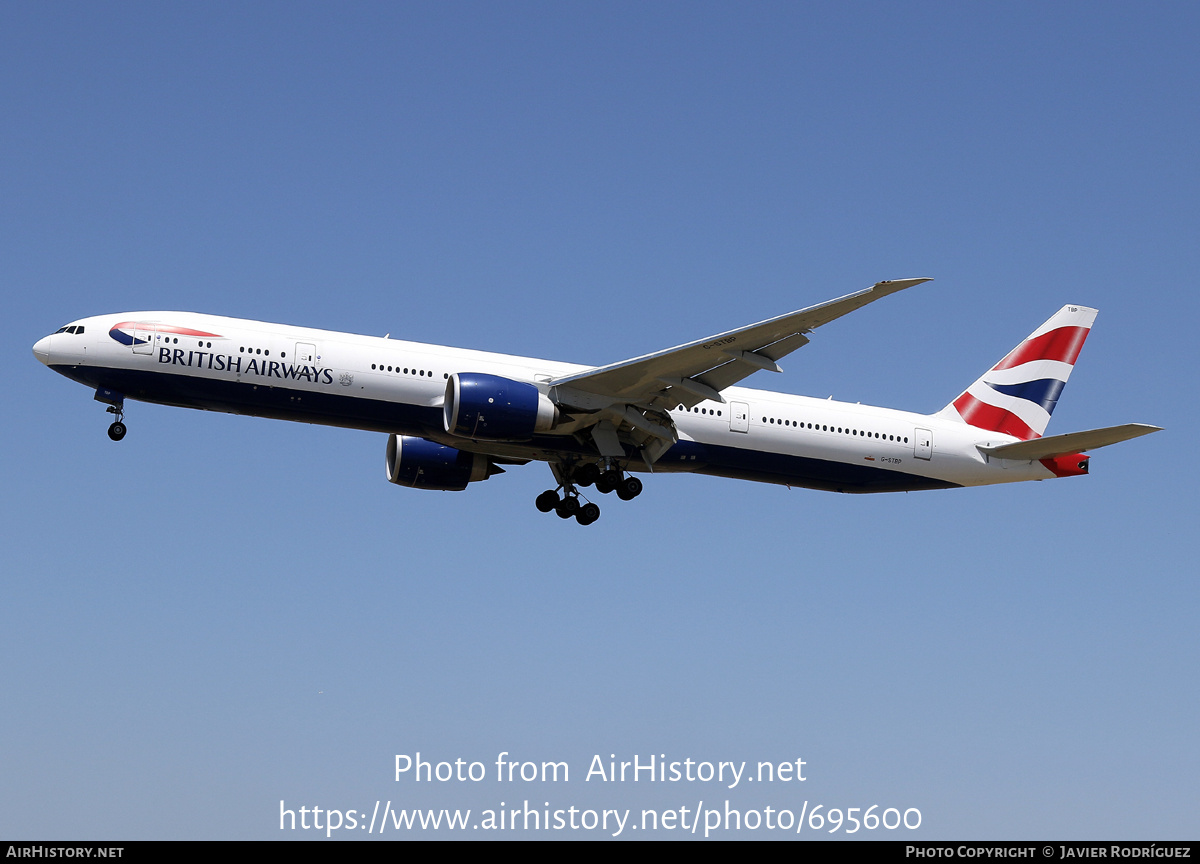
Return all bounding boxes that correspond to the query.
[534,463,643,526]
[535,489,601,525]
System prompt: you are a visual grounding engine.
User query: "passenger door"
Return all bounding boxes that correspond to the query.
[914,428,932,460]
[294,342,317,366]
[730,401,749,433]
[133,324,156,355]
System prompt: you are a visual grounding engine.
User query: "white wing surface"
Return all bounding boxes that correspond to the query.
[551,278,930,411]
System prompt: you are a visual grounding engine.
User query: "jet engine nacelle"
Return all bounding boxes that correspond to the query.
[443,372,558,441]
[385,435,500,491]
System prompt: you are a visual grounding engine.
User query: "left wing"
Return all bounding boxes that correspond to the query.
[552,278,930,410]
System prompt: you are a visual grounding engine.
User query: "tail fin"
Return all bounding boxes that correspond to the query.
[936,305,1097,440]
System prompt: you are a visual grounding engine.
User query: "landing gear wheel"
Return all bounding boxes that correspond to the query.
[576,502,601,525]
[535,490,560,513]
[596,470,621,495]
[574,463,600,487]
[616,476,643,500]
[555,496,580,519]
[107,421,127,441]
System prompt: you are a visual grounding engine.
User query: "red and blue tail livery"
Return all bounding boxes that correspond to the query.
[33,281,1160,526]
[938,305,1095,441]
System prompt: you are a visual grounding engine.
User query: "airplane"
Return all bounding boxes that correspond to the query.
[31,278,1160,525]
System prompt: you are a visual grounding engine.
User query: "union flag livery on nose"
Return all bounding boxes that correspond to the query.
[108,322,223,347]
[938,305,1096,441]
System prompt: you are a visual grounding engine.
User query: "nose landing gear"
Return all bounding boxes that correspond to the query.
[97,390,127,441]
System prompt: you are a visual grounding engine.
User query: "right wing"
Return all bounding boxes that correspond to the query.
[551,278,931,411]
[545,278,929,465]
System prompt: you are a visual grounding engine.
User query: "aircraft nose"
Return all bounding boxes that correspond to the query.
[32,335,52,365]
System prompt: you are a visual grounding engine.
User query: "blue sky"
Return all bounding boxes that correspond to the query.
[3,2,1197,839]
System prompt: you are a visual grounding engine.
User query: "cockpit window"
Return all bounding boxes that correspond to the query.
[75,326,84,334]
[55,325,84,334]
[55,326,68,333]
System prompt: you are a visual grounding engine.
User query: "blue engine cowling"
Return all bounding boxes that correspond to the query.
[443,372,557,441]
[385,435,500,491]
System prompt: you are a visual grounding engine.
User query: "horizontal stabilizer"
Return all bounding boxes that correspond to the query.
[978,423,1162,461]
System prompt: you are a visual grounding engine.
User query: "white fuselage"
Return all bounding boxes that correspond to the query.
[33,311,1059,494]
